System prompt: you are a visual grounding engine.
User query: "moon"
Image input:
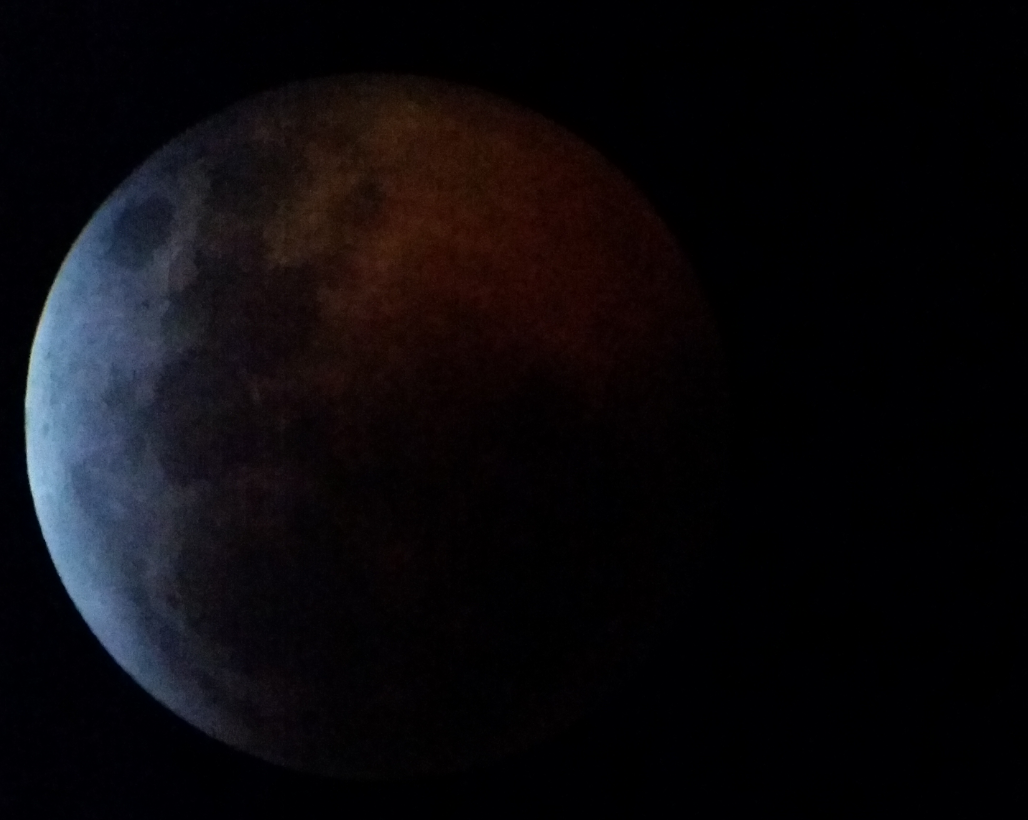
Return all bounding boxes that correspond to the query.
[25,74,727,777]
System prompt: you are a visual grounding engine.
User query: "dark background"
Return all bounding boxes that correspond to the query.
[0,4,1021,814]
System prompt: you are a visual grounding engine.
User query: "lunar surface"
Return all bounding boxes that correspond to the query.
[25,74,727,777]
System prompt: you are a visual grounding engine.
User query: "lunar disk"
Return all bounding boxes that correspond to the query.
[26,74,727,777]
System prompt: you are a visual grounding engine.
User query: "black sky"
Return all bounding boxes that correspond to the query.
[0,4,1021,814]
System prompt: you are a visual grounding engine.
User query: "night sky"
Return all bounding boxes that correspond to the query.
[1,4,1020,814]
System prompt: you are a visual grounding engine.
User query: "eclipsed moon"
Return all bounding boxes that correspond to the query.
[25,74,727,777]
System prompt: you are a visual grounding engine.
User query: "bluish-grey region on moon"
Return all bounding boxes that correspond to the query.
[25,75,727,777]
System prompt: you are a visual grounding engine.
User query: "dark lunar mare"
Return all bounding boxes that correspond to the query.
[25,75,727,777]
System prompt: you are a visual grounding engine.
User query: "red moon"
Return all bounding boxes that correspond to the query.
[26,74,727,777]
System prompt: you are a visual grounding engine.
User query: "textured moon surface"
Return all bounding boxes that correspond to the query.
[25,74,727,777]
